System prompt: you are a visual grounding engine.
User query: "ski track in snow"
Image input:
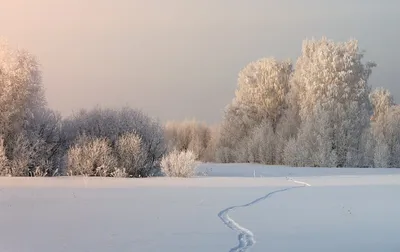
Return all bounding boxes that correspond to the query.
[218,177,311,252]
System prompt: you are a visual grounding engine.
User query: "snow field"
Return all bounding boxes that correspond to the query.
[1,164,400,252]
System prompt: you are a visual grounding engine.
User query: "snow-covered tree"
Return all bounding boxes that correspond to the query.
[0,136,8,175]
[236,120,281,165]
[283,137,311,167]
[25,108,64,174]
[164,119,211,161]
[293,38,375,120]
[216,58,293,163]
[388,106,400,167]
[235,58,293,130]
[216,104,260,163]
[370,88,394,120]
[0,39,45,138]
[374,140,390,168]
[374,105,400,167]
[358,128,375,167]
[0,107,64,177]
[202,124,220,162]
[368,88,400,167]
[0,40,66,176]
[291,37,375,167]
[118,107,166,171]
[283,102,337,167]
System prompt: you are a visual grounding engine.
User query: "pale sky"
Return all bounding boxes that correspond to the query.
[1,0,399,123]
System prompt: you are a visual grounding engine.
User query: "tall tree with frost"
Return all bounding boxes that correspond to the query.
[368,88,400,167]
[217,58,292,162]
[236,120,280,165]
[284,102,337,167]
[0,39,45,138]
[371,103,400,167]
[0,39,63,176]
[374,139,390,168]
[386,106,400,167]
[216,104,260,162]
[291,37,375,167]
[234,57,292,131]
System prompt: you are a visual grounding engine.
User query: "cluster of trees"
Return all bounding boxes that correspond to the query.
[213,38,399,168]
[164,120,218,162]
[0,40,175,177]
[2,37,399,178]
[165,38,400,168]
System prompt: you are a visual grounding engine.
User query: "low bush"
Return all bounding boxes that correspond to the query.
[161,150,197,177]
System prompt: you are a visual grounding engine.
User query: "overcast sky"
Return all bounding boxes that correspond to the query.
[1,0,399,123]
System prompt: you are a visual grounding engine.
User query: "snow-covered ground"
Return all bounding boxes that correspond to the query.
[1,164,400,252]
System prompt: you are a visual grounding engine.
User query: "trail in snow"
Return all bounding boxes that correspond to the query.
[218,178,311,252]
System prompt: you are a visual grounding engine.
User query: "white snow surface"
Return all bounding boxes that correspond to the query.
[1,163,400,252]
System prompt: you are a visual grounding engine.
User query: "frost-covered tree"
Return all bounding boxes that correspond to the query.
[0,39,45,138]
[216,104,260,163]
[115,107,166,170]
[164,119,211,161]
[367,87,400,167]
[0,107,64,176]
[217,58,292,162]
[291,37,375,167]
[25,108,64,173]
[0,40,66,176]
[0,136,8,175]
[6,134,32,176]
[236,120,281,165]
[293,38,375,120]
[387,106,400,167]
[202,124,220,162]
[374,137,390,168]
[283,137,310,167]
[235,58,293,130]
[358,128,376,168]
[370,104,400,167]
[283,102,337,167]
[370,88,394,120]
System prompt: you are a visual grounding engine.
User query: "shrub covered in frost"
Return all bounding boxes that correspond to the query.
[161,150,197,177]
[115,132,149,177]
[67,136,118,176]
[63,107,166,176]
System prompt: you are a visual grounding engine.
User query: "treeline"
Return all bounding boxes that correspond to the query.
[1,37,399,178]
[0,40,195,177]
[165,38,400,168]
